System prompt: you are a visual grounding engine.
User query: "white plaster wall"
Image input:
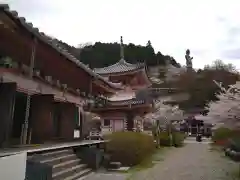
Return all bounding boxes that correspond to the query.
[113,119,124,131]
[102,127,112,135]
[101,118,112,135]
[101,119,124,134]
[0,152,27,180]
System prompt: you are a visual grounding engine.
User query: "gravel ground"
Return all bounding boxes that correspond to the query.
[129,137,239,180]
[83,137,239,180]
[83,171,127,180]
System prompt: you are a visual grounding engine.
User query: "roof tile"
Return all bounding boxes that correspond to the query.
[94,59,144,74]
[0,4,122,90]
[107,98,147,106]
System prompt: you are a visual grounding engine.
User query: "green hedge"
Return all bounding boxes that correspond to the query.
[172,132,185,147]
[212,128,240,147]
[212,127,233,142]
[105,132,155,166]
[158,132,185,147]
[159,132,171,146]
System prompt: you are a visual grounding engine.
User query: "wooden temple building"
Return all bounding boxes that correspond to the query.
[0,4,123,147]
[88,37,154,133]
[180,117,213,137]
[0,5,155,180]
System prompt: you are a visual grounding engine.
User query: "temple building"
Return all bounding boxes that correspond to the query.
[0,4,122,147]
[87,37,154,134]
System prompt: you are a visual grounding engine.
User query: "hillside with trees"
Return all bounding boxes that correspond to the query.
[55,39,180,68]
[54,39,239,115]
[164,60,239,113]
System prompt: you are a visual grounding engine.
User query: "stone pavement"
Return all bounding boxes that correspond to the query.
[129,137,239,180]
[83,137,239,180]
[82,171,127,180]
[184,136,211,144]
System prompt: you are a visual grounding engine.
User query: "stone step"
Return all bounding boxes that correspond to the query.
[62,168,93,180]
[53,159,82,173]
[41,153,77,165]
[52,164,88,180]
[28,148,74,161]
[41,149,73,157]
[28,147,94,180]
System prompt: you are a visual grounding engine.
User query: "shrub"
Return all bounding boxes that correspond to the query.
[212,127,233,144]
[212,128,240,147]
[172,132,185,147]
[215,139,230,146]
[157,131,185,147]
[105,132,155,166]
[229,137,240,152]
[159,132,171,147]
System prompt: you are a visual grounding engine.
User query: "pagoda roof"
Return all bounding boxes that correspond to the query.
[107,98,146,106]
[94,59,145,75]
[108,91,135,101]
[84,97,153,112]
[0,4,122,91]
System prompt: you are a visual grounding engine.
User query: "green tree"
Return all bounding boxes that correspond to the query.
[204,59,236,72]
[163,62,239,113]
[65,41,178,68]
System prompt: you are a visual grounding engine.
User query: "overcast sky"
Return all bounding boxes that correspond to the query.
[3,0,240,69]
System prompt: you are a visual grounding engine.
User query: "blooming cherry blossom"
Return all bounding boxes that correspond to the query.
[196,81,240,129]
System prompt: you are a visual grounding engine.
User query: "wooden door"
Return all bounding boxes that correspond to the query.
[30,94,54,143]
[0,82,16,147]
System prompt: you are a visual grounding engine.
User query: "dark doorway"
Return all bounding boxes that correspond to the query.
[11,92,27,145]
[126,113,134,131]
[0,82,16,147]
[53,103,62,138]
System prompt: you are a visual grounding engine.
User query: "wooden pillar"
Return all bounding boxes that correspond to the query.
[79,110,84,140]
[30,94,54,144]
[0,82,16,147]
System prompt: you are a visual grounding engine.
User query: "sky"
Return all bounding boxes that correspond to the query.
[2,0,240,69]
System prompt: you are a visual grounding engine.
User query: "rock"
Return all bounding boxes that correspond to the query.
[108,162,122,169]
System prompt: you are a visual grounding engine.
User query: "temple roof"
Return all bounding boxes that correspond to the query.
[107,98,146,106]
[108,91,136,101]
[94,59,144,75]
[0,4,122,91]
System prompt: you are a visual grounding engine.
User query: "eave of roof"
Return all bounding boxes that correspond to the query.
[94,59,145,75]
[107,98,146,106]
[0,4,122,91]
[91,99,153,111]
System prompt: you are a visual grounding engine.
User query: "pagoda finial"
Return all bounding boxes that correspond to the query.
[120,36,124,61]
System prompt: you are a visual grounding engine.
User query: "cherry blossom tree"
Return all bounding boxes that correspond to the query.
[145,100,184,146]
[196,81,240,129]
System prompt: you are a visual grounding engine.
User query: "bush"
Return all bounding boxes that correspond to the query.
[159,132,171,146]
[212,127,232,141]
[158,132,185,147]
[229,137,240,152]
[105,132,155,166]
[172,132,185,147]
[212,128,240,147]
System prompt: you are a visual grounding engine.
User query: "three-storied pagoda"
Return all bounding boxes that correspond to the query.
[89,37,153,133]
[0,4,122,147]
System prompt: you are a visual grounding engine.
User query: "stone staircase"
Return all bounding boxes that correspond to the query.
[28,148,94,180]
